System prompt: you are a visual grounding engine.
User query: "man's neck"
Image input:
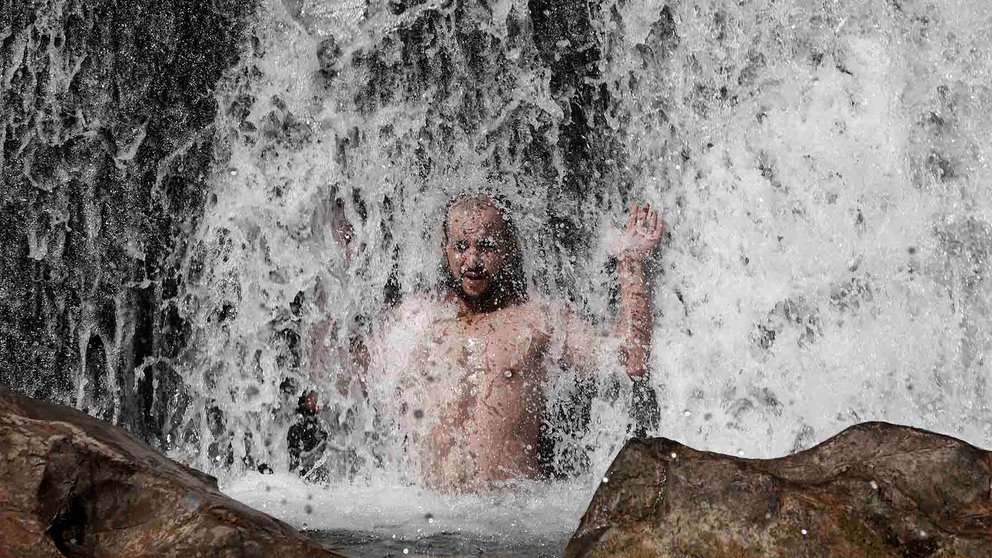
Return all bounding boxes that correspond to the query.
[447,290,522,317]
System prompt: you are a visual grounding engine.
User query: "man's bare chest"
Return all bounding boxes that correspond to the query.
[417,309,551,407]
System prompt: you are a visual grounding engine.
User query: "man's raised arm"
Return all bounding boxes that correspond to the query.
[617,202,663,378]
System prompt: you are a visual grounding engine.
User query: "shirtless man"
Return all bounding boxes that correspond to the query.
[371,194,663,491]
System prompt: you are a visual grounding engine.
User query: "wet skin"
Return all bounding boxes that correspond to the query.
[381,199,663,491]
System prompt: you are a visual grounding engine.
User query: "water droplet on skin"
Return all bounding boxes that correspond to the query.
[602,476,609,483]
[801,529,808,536]
[670,452,677,459]
[869,480,878,490]
[503,369,513,378]
[230,170,237,176]
[525,444,532,450]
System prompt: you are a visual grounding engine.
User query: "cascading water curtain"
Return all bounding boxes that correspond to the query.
[601,0,992,455]
[170,0,636,478]
[164,0,992,482]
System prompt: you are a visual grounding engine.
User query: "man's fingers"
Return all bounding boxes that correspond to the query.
[627,202,639,228]
[649,210,658,231]
[639,203,650,226]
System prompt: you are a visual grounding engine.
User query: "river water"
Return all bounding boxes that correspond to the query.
[152,0,991,555]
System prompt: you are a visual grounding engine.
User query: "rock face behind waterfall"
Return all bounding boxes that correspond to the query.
[565,422,992,558]
[0,388,341,558]
[0,0,254,437]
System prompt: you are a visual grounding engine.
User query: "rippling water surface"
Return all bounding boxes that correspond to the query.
[224,473,586,556]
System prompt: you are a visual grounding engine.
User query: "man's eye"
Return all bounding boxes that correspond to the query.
[455,241,468,252]
[478,240,496,251]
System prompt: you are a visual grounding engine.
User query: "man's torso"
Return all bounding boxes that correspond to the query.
[385,297,562,490]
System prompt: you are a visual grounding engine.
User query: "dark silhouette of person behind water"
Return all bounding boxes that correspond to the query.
[287,389,328,473]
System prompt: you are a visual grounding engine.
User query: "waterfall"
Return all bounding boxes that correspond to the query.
[173,0,992,480]
[0,0,254,439]
[3,0,992,545]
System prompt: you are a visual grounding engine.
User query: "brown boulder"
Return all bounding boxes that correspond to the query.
[565,422,992,558]
[0,388,342,558]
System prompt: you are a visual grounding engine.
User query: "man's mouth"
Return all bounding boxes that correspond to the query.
[461,269,487,285]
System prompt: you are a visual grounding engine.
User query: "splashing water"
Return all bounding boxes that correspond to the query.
[161,0,991,553]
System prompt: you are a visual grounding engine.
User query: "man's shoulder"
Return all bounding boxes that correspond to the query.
[519,293,574,317]
[507,295,577,330]
[387,293,454,323]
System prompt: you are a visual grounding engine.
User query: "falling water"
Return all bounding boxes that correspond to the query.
[11,0,988,555]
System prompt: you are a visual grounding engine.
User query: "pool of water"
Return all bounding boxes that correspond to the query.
[223,472,592,558]
[310,529,568,558]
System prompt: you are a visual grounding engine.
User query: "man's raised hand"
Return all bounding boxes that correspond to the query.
[620,202,663,262]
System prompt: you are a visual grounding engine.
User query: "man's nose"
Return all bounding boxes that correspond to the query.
[465,249,482,267]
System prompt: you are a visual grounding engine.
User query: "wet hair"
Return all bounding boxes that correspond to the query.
[440,193,528,303]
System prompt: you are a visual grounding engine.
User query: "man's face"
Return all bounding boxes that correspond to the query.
[444,203,515,303]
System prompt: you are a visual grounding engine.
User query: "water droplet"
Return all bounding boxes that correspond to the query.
[525,444,532,450]
[683,409,691,416]
[670,452,677,459]
[403,548,410,555]
[229,170,237,176]
[602,476,609,483]
[919,530,928,538]
[503,369,513,378]
[801,528,808,536]
[869,480,878,490]
[737,450,745,456]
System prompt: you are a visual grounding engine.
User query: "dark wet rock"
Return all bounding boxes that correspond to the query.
[0,388,342,558]
[565,422,992,558]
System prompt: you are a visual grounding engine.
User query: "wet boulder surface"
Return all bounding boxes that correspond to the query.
[0,388,342,558]
[565,422,992,558]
